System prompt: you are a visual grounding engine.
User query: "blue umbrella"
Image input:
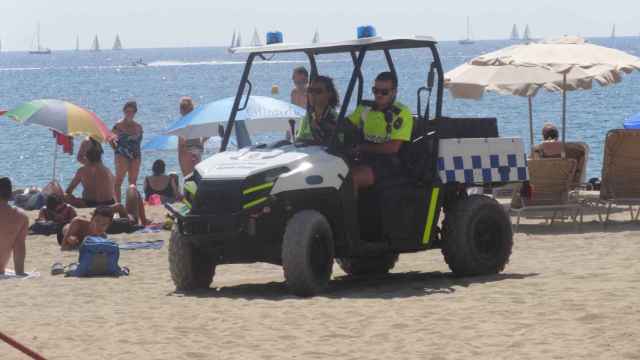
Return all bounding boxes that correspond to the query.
[165,96,305,147]
[623,112,640,129]
[142,134,224,151]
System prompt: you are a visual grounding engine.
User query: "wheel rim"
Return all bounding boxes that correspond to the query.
[310,232,331,282]
[473,213,505,260]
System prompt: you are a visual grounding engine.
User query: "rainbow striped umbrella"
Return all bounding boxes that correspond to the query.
[5,99,112,142]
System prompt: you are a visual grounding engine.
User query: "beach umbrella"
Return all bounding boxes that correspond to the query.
[458,36,640,143]
[4,99,113,179]
[165,96,305,148]
[623,113,640,129]
[141,134,223,151]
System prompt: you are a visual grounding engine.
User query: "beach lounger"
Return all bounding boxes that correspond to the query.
[593,129,640,222]
[532,141,589,188]
[510,158,581,230]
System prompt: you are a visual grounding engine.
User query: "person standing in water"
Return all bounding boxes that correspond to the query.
[0,177,28,275]
[177,97,208,176]
[290,66,309,108]
[110,101,143,202]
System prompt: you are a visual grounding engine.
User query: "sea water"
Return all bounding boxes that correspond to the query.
[1,37,639,190]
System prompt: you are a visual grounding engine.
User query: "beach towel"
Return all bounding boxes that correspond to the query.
[119,240,164,250]
[132,223,164,234]
[0,270,41,280]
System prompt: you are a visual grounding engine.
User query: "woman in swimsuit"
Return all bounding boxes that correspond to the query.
[177,97,208,176]
[110,101,143,202]
[144,159,180,204]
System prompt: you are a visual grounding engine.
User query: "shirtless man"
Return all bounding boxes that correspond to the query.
[65,147,116,208]
[290,66,309,108]
[60,206,114,250]
[76,136,104,165]
[0,177,29,275]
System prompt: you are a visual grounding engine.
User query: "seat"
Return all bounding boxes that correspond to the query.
[531,141,589,189]
[510,158,582,230]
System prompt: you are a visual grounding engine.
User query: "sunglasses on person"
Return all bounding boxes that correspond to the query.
[307,87,326,95]
[372,87,394,96]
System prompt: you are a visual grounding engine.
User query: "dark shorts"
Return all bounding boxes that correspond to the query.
[84,199,116,208]
[360,155,404,182]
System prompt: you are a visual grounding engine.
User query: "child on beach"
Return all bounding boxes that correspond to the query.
[0,177,29,275]
[32,194,78,243]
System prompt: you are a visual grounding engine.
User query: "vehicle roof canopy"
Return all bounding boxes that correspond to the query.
[231,36,438,55]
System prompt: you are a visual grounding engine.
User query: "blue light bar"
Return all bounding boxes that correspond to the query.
[357,25,377,39]
[266,31,284,45]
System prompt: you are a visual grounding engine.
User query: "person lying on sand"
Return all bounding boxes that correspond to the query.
[0,177,29,275]
[60,206,114,250]
[64,147,116,208]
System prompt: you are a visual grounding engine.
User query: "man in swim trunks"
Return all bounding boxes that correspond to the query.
[64,147,116,208]
[0,177,29,275]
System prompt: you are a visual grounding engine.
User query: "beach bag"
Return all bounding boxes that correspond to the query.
[71,236,127,277]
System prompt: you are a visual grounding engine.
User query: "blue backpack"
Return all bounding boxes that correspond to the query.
[71,236,128,277]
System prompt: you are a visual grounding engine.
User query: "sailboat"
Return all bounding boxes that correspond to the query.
[510,24,520,41]
[458,16,475,45]
[250,28,262,47]
[227,30,237,53]
[235,32,242,48]
[91,35,100,51]
[29,23,51,55]
[75,35,80,51]
[113,34,123,50]
[312,28,320,44]
[611,25,616,39]
[522,25,532,43]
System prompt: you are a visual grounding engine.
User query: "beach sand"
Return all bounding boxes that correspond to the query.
[2,206,640,359]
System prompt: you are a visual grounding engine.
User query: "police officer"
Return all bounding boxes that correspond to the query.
[348,71,413,193]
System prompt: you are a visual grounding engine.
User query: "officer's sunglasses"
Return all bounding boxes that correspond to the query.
[372,87,394,96]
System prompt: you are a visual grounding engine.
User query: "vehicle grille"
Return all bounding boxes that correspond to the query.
[192,180,244,215]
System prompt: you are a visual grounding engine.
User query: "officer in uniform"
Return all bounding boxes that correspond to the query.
[347,71,413,193]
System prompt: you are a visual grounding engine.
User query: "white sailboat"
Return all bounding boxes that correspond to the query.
[227,30,237,53]
[29,23,51,55]
[611,25,616,39]
[75,35,80,51]
[522,25,532,43]
[312,28,320,44]
[91,35,100,51]
[458,16,475,45]
[510,24,520,41]
[235,32,242,48]
[250,28,262,47]
[113,34,123,50]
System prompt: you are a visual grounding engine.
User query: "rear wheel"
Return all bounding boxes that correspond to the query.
[337,253,399,276]
[442,195,513,276]
[282,210,334,297]
[169,230,216,291]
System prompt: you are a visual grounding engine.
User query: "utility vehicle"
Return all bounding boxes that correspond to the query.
[166,35,528,297]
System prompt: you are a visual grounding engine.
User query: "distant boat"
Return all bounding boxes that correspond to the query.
[29,23,51,55]
[523,25,532,43]
[312,28,320,44]
[113,34,123,50]
[91,35,100,51]
[510,24,520,41]
[235,32,242,48]
[227,30,237,53]
[132,58,147,67]
[458,16,475,45]
[611,25,616,39]
[250,28,262,47]
[75,35,80,51]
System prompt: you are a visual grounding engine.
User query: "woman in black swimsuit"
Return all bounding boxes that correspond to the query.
[110,101,143,202]
[144,160,180,204]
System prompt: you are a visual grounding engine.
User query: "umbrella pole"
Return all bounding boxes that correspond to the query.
[52,140,58,181]
[562,73,567,143]
[528,96,534,150]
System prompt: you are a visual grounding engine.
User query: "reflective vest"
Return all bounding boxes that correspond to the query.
[348,102,413,144]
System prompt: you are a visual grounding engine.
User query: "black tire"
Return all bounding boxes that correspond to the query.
[168,230,216,291]
[282,210,334,297]
[442,195,513,276]
[337,253,399,276]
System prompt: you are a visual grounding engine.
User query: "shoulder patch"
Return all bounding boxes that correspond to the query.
[393,117,403,129]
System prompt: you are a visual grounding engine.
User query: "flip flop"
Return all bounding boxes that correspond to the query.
[51,262,65,275]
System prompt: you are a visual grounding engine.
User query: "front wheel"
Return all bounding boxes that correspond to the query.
[441,195,513,276]
[168,230,216,291]
[282,210,334,297]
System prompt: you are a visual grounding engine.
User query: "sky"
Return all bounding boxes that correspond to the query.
[1,0,639,50]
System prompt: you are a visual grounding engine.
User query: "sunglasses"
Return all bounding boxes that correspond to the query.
[372,87,394,96]
[307,87,326,95]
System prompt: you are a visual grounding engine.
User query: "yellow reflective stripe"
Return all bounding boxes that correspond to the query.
[422,187,440,245]
[181,199,192,210]
[243,182,274,195]
[243,197,268,209]
[184,181,198,196]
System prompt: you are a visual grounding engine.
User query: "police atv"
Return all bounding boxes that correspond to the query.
[166,34,529,297]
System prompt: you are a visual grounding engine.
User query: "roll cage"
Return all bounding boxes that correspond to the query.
[221,36,445,152]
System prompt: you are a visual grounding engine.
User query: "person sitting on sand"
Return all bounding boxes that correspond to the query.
[60,206,114,250]
[144,159,180,204]
[0,177,29,275]
[64,147,116,208]
[38,194,77,225]
[77,136,104,165]
[290,66,309,108]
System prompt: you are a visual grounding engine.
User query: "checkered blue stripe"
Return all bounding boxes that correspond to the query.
[438,153,529,184]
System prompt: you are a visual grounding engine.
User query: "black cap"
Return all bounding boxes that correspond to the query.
[0,177,12,200]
